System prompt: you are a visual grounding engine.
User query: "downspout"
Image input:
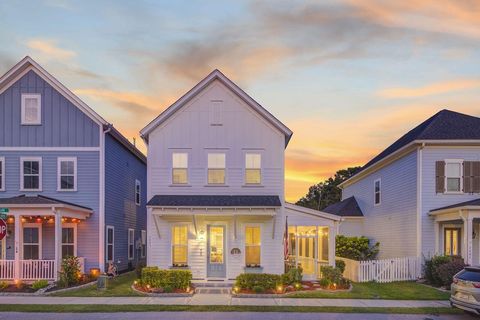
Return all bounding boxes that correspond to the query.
[99,124,112,272]
[416,143,425,260]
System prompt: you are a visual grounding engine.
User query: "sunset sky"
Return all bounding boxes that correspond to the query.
[1,0,480,202]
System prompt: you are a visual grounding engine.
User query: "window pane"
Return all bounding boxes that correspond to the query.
[23,245,39,260]
[375,180,380,192]
[446,163,461,177]
[445,230,452,255]
[245,169,261,184]
[107,245,113,261]
[172,168,188,184]
[209,227,224,264]
[0,161,2,174]
[245,227,261,245]
[107,228,114,243]
[173,246,187,265]
[319,227,329,261]
[61,176,74,189]
[173,153,188,168]
[62,228,74,244]
[62,245,74,258]
[447,178,461,192]
[172,226,187,245]
[208,169,225,184]
[208,153,225,169]
[24,161,32,174]
[245,246,260,265]
[23,228,39,243]
[452,230,459,255]
[245,154,261,169]
[61,161,74,175]
[25,98,39,122]
[375,192,380,204]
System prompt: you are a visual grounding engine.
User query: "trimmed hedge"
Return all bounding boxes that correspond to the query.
[424,255,465,288]
[235,273,282,291]
[141,267,192,290]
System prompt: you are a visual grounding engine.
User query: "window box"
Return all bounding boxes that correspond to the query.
[244,266,264,273]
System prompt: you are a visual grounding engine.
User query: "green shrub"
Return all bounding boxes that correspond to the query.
[163,285,173,293]
[235,273,281,291]
[336,235,379,260]
[424,255,452,286]
[320,265,351,288]
[59,256,81,288]
[0,281,8,291]
[253,285,265,293]
[31,279,49,290]
[281,267,303,285]
[319,277,330,288]
[141,267,192,290]
[136,261,146,278]
[436,257,465,289]
[335,259,346,274]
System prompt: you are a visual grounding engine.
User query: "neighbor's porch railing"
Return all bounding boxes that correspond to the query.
[0,260,14,280]
[20,260,56,281]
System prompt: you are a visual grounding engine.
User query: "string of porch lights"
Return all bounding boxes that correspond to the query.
[5,216,81,224]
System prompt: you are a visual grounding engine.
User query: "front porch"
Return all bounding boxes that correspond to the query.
[430,199,480,265]
[0,195,92,282]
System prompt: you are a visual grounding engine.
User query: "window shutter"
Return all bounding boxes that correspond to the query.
[464,161,473,193]
[435,161,445,193]
[473,161,480,193]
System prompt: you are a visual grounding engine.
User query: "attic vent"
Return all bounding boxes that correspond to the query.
[210,100,223,126]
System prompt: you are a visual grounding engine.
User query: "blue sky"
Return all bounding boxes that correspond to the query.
[1,0,480,200]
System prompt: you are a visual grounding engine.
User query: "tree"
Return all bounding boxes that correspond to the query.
[295,166,361,210]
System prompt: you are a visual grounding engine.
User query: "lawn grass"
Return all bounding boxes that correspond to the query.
[52,271,141,297]
[0,305,461,314]
[288,281,450,300]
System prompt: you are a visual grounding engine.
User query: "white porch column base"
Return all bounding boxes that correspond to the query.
[54,211,63,281]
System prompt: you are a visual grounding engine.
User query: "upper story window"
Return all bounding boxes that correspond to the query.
[21,157,42,191]
[208,153,225,184]
[374,179,381,205]
[58,157,77,191]
[245,153,261,184]
[135,179,141,205]
[445,160,463,193]
[21,94,41,125]
[172,153,188,184]
[0,157,4,191]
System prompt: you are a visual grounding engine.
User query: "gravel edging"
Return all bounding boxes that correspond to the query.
[43,281,96,296]
[130,284,194,297]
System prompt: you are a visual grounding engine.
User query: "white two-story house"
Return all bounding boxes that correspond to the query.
[140,70,340,281]
[325,109,480,266]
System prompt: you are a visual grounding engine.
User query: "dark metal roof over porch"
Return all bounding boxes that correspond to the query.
[147,195,282,208]
[323,196,364,217]
[430,198,480,213]
[0,195,93,212]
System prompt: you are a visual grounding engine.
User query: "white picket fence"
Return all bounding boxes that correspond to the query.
[337,256,422,283]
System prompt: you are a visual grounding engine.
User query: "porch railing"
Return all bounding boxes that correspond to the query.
[20,260,56,281]
[0,260,14,280]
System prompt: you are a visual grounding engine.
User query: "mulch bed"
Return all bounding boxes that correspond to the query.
[234,281,351,296]
[132,284,195,297]
[0,285,36,293]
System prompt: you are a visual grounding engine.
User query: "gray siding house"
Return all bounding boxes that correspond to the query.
[325,110,480,266]
[0,57,146,281]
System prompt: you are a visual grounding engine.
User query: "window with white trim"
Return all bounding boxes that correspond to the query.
[21,94,41,125]
[135,180,141,205]
[141,230,146,258]
[172,153,188,184]
[128,228,135,260]
[106,226,114,262]
[23,225,40,260]
[62,225,76,258]
[208,153,225,184]
[374,179,381,205]
[245,153,261,184]
[0,157,4,191]
[245,226,261,267]
[445,160,463,193]
[21,157,42,191]
[172,225,188,266]
[58,157,77,191]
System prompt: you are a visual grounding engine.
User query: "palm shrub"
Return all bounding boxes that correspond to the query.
[281,267,303,285]
[336,235,379,260]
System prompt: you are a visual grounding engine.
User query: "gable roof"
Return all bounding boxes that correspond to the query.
[430,198,480,213]
[0,56,146,163]
[140,69,293,147]
[322,196,364,217]
[341,109,480,187]
[147,195,282,208]
[284,203,342,221]
[0,194,92,212]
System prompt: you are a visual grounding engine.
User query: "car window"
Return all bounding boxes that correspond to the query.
[457,269,480,282]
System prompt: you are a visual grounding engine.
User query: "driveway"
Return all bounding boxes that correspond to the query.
[0,312,474,320]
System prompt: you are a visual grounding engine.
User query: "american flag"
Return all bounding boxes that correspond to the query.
[283,216,289,261]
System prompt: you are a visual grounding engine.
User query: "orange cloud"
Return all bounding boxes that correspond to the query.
[25,39,76,61]
[378,79,480,99]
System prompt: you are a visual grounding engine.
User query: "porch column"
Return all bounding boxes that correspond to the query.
[329,223,337,267]
[465,217,473,265]
[434,221,440,255]
[14,214,21,281]
[54,211,62,281]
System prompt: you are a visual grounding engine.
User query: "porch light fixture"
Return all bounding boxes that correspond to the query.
[7,217,14,224]
[276,285,283,293]
[197,230,205,241]
[21,218,26,223]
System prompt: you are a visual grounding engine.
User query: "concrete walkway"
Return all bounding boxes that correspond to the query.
[0,294,451,308]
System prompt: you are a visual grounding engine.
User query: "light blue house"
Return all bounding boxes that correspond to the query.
[0,57,146,281]
[325,110,480,266]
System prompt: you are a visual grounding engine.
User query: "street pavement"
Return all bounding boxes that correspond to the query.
[0,312,474,320]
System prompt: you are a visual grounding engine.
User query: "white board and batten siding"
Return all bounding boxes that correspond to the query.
[145,78,287,278]
[342,151,418,259]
